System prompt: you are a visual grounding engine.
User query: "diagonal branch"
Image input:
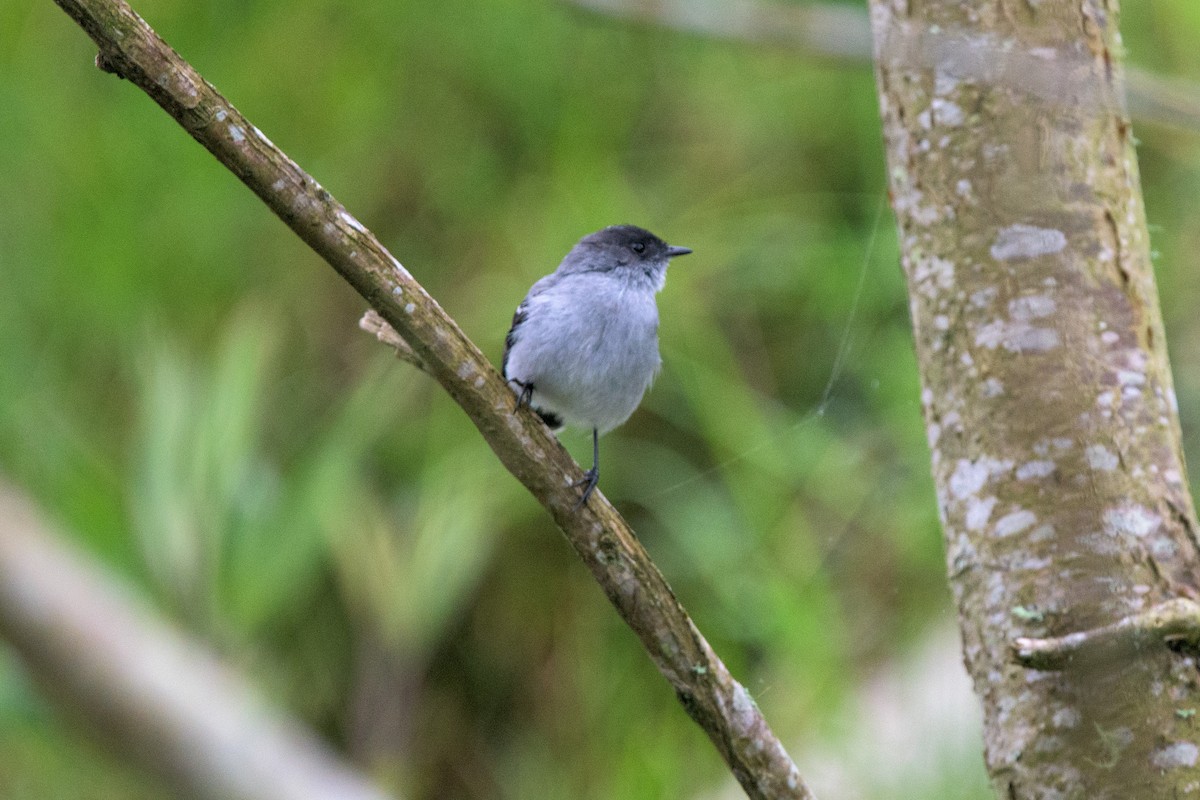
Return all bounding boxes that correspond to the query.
[49,1,809,797]
[0,481,399,800]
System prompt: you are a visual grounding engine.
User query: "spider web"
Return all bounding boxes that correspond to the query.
[650,191,888,501]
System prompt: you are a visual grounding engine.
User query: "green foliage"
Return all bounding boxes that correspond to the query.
[3,0,1200,798]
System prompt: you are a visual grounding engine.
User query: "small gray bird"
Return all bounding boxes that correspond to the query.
[503,225,692,507]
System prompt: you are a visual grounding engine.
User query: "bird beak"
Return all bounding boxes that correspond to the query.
[666,245,693,258]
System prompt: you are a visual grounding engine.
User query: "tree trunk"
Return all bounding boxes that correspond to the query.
[870,0,1200,796]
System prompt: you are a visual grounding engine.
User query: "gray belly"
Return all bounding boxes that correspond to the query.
[507,285,661,433]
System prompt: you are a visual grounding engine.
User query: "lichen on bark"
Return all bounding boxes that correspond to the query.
[870,0,1200,796]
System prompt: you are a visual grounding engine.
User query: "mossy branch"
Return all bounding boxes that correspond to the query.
[49,1,809,797]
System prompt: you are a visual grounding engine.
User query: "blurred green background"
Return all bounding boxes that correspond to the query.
[2,1,1200,798]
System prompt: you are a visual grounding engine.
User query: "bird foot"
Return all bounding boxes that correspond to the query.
[573,467,599,510]
[511,380,534,410]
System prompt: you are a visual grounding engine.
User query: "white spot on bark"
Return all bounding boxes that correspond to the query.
[1009,295,1056,321]
[990,224,1067,261]
[1083,532,1121,555]
[1008,327,1059,352]
[1016,460,1055,480]
[1152,742,1199,769]
[1101,330,1120,345]
[983,378,1004,397]
[404,303,416,314]
[271,178,286,191]
[338,210,367,232]
[909,199,943,225]
[970,287,997,308]
[966,496,997,531]
[932,97,964,126]
[912,255,955,294]
[995,509,1037,537]
[975,321,1060,353]
[228,124,246,143]
[1104,504,1161,539]
[950,460,988,499]
[935,71,960,96]
[956,179,973,197]
[973,321,1004,349]
[950,457,1013,500]
[731,682,756,719]
[1117,369,1145,387]
[252,125,275,147]
[1085,445,1119,471]
[1153,539,1178,559]
[1018,554,1052,570]
[1030,524,1055,542]
[934,315,950,330]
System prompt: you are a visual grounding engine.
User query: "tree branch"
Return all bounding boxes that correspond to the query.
[359,310,427,373]
[0,481,398,800]
[567,0,1200,135]
[568,0,872,63]
[1013,598,1200,671]
[49,1,809,797]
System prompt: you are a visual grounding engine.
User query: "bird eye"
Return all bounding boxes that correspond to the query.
[631,242,646,254]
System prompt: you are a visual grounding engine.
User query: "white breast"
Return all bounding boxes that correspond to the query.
[504,272,661,434]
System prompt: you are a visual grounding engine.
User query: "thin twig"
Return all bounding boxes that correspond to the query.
[0,481,398,800]
[1013,598,1200,671]
[359,310,427,373]
[49,2,810,797]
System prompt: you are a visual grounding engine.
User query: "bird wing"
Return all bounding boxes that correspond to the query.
[501,302,527,377]
[502,273,557,377]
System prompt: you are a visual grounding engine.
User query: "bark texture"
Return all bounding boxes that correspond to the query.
[870,1,1200,796]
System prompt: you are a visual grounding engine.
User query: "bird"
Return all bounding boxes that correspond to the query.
[502,224,692,508]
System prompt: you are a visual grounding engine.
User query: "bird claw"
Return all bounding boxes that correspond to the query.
[511,380,534,410]
[573,467,599,510]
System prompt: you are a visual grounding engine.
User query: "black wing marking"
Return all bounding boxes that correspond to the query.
[502,296,562,430]
[501,301,528,378]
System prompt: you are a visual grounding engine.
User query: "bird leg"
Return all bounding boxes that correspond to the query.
[510,379,535,410]
[574,428,600,510]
